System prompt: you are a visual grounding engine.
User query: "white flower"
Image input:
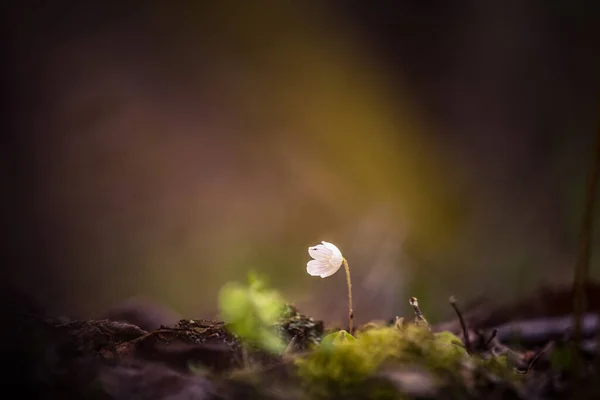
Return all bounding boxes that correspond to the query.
[306,241,344,278]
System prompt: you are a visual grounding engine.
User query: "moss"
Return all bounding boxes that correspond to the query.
[296,325,470,399]
[477,355,520,382]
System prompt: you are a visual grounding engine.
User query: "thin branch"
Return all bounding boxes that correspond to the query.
[449,296,473,355]
[516,341,555,375]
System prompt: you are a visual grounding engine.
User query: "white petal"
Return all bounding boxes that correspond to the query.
[307,259,335,277]
[321,241,343,259]
[329,252,343,270]
[318,261,342,278]
[308,244,332,261]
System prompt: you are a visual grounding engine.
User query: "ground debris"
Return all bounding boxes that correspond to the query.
[53,319,148,359]
[8,289,600,400]
[278,304,325,351]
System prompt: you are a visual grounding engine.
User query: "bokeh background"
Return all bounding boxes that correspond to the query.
[4,0,600,326]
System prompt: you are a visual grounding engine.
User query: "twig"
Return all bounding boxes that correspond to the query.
[572,102,600,377]
[449,296,473,355]
[409,297,429,329]
[516,341,555,374]
[484,328,498,347]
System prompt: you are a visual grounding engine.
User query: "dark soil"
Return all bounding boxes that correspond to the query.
[4,284,600,400]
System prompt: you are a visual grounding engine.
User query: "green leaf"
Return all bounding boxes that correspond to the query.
[218,272,287,354]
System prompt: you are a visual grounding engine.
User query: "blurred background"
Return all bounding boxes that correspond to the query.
[3,0,600,326]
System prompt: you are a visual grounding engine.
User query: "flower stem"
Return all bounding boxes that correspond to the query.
[342,258,354,334]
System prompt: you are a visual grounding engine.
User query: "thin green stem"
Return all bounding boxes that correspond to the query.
[342,258,354,334]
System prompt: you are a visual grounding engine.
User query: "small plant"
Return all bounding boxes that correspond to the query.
[320,329,356,348]
[218,272,287,355]
[306,241,354,333]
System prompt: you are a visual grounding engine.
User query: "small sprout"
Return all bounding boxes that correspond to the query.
[394,316,404,329]
[307,241,354,333]
[409,297,429,329]
[218,272,286,355]
[320,330,356,348]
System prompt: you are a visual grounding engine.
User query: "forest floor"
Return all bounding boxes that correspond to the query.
[5,282,600,400]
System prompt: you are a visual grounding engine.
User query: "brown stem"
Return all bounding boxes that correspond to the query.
[342,258,354,334]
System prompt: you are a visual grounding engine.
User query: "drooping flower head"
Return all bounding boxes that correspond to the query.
[306,241,344,278]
